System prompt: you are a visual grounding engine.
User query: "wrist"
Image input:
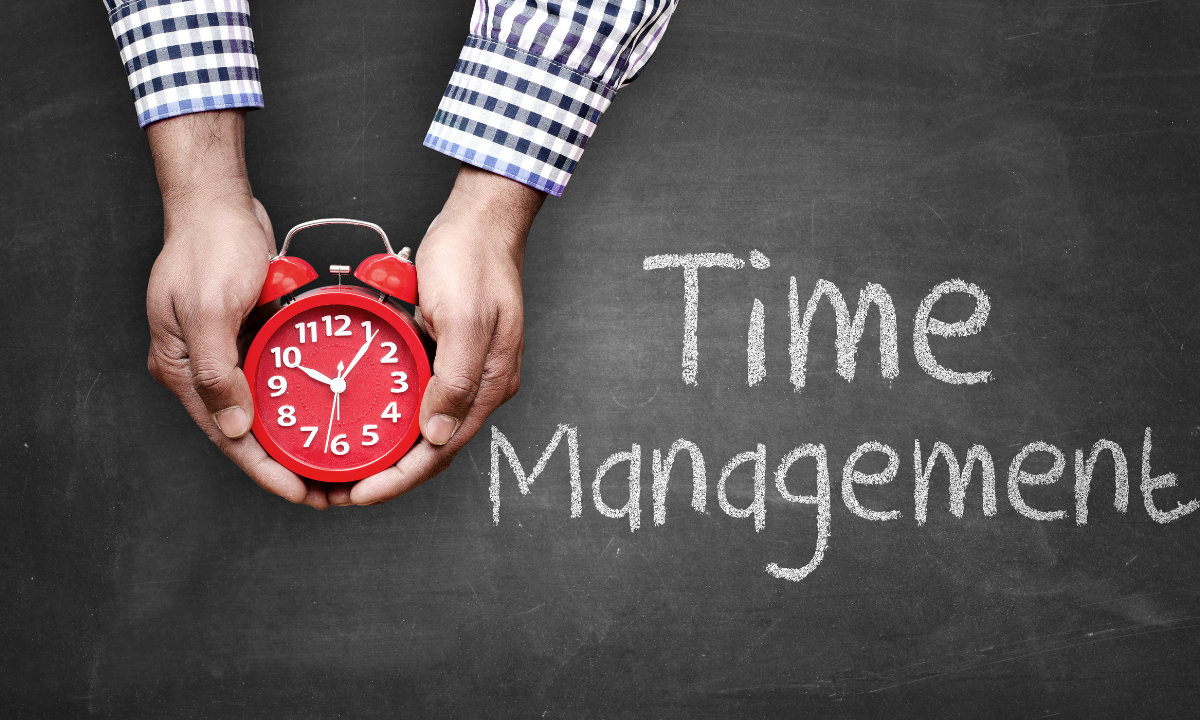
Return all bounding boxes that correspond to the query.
[147,111,254,218]
[436,164,546,259]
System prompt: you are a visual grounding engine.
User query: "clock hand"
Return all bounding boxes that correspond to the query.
[322,361,348,453]
[339,329,378,382]
[323,389,339,454]
[333,362,343,420]
[294,364,334,386]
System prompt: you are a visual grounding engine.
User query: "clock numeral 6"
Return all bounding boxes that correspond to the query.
[391,371,408,393]
[268,376,287,397]
[277,405,297,426]
[381,402,401,423]
[362,425,379,446]
[330,434,350,456]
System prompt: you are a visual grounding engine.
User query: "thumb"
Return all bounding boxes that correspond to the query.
[419,313,493,446]
[180,309,256,439]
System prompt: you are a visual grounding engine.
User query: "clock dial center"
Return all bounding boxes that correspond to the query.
[330,377,347,394]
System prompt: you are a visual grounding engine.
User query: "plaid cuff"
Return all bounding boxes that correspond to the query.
[104,0,263,128]
[424,36,616,197]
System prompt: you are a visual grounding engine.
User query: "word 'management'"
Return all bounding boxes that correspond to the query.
[490,426,1196,581]
[486,252,1197,581]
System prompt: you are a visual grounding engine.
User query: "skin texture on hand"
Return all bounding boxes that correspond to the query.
[145,111,544,508]
[340,164,546,506]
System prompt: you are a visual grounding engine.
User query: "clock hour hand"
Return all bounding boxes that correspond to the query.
[339,329,379,382]
[294,364,334,386]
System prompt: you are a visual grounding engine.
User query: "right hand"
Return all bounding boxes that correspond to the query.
[144,111,331,509]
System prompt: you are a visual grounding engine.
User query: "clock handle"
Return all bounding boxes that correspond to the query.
[257,218,418,306]
[278,218,404,259]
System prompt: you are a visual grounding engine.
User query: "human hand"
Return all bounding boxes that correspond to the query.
[339,163,546,506]
[144,110,332,509]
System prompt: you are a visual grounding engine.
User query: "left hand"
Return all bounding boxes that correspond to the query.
[331,163,546,506]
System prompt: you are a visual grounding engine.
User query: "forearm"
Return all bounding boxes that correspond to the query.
[147,111,254,221]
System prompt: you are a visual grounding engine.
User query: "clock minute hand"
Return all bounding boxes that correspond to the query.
[339,329,378,382]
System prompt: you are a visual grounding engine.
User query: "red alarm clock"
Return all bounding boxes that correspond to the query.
[244,219,431,482]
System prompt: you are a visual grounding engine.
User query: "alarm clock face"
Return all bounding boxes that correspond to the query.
[245,288,430,482]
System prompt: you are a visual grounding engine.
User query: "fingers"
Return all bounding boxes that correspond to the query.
[233,439,311,505]
[349,371,504,505]
[171,291,257,439]
[419,309,496,447]
[303,479,332,510]
[327,482,355,507]
[350,438,444,505]
[149,339,310,504]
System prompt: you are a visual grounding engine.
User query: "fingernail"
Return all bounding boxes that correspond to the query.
[424,414,458,445]
[213,406,250,438]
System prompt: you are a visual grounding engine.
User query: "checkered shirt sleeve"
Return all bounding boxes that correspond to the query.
[425,1,680,197]
[103,0,263,129]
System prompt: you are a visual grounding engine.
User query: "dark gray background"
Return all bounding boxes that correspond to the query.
[3,0,1199,716]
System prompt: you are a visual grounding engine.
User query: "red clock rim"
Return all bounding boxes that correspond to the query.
[244,286,432,483]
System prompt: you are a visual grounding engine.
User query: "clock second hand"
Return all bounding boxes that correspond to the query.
[322,390,338,454]
[324,360,347,454]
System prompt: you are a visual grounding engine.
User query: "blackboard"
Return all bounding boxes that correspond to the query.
[3,0,1200,716]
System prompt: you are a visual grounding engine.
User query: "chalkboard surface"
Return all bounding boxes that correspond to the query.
[3,0,1200,716]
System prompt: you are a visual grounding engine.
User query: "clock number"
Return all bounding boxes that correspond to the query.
[381,402,401,422]
[270,347,280,368]
[277,405,297,427]
[282,347,301,368]
[380,342,398,363]
[321,315,352,337]
[268,376,287,397]
[294,321,318,343]
[390,371,408,393]
[362,425,379,446]
[300,426,319,448]
[361,320,372,340]
[330,434,350,456]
